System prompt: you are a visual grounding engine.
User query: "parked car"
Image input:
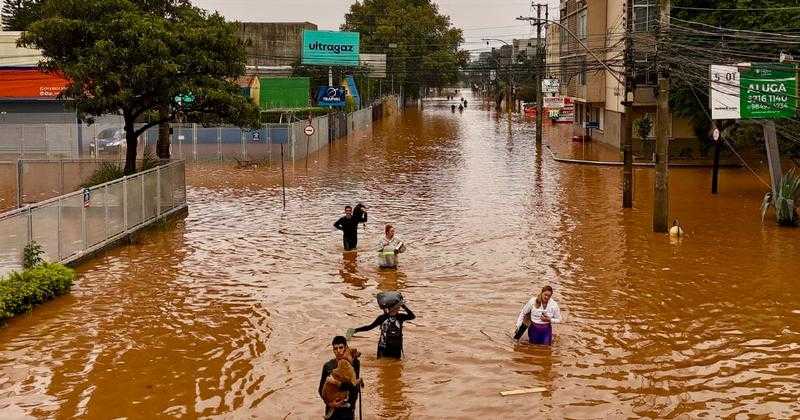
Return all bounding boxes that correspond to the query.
[90,128,126,156]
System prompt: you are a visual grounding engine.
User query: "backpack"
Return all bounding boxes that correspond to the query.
[382,317,403,348]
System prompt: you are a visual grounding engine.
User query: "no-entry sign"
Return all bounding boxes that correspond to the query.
[304,125,315,136]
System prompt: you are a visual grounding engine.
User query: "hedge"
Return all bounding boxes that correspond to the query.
[0,263,75,322]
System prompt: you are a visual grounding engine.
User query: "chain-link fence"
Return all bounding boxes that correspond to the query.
[0,160,187,276]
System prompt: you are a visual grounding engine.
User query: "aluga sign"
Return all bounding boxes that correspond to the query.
[302,30,360,66]
[711,63,797,119]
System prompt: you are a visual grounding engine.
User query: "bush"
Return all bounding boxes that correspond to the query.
[81,161,125,188]
[0,263,75,322]
[761,168,800,226]
[22,241,44,269]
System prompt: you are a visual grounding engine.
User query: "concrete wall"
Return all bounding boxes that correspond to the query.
[236,22,318,67]
[0,31,41,66]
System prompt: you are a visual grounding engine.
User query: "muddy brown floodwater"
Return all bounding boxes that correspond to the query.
[2,93,800,419]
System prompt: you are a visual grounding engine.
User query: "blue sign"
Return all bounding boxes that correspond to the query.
[316,86,346,108]
[302,30,360,66]
[346,75,360,109]
[585,121,600,129]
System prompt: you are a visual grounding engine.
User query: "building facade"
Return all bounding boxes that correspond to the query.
[558,0,695,151]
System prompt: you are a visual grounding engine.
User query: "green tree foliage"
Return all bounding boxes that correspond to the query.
[341,0,469,100]
[0,0,42,31]
[19,0,260,174]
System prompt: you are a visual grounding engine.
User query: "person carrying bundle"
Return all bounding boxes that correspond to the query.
[376,224,406,269]
[348,292,415,359]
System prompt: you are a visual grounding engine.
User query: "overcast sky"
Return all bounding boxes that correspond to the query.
[191,0,559,53]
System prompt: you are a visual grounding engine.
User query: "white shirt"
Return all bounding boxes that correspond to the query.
[376,236,406,267]
[515,297,561,329]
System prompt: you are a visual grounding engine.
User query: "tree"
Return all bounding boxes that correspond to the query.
[1,0,42,31]
[19,0,259,174]
[341,0,468,101]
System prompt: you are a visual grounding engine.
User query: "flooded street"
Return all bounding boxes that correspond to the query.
[1,94,800,419]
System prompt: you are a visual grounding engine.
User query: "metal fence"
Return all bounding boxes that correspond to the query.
[0,160,187,276]
[0,96,400,163]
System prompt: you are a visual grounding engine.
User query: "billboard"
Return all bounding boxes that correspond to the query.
[302,30,360,66]
[0,68,69,98]
[710,63,797,120]
[259,77,310,109]
[360,53,387,78]
[316,86,346,108]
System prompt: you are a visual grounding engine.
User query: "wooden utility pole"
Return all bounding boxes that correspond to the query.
[711,124,721,194]
[652,0,671,232]
[621,0,635,208]
[535,4,546,145]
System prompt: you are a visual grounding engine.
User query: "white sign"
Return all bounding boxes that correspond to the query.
[710,65,741,120]
[712,127,720,141]
[360,53,387,78]
[304,125,315,136]
[542,78,560,94]
[543,96,564,109]
[490,70,496,81]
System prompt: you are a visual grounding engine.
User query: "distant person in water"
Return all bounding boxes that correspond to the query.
[376,224,406,268]
[514,285,561,345]
[451,104,456,112]
[463,99,468,108]
[349,302,415,358]
[334,206,365,251]
[458,104,464,113]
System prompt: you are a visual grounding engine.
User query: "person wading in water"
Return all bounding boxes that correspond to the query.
[349,301,415,359]
[376,224,406,269]
[513,285,562,345]
[319,336,363,420]
[334,206,365,251]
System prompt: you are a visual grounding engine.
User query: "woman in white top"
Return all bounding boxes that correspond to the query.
[376,224,406,268]
[514,285,561,345]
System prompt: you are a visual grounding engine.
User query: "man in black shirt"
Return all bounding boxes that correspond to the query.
[319,336,362,420]
[334,206,365,251]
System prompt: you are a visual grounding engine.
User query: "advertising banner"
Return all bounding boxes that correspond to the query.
[302,30,360,66]
[0,68,69,98]
[740,64,796,119]
[543,96,564,109]
[360,53,387,78]
[316,86,346,108]
[554,97,575,123]
[710,63,797,119]
[542,79,560,94]
[710,65,740,120]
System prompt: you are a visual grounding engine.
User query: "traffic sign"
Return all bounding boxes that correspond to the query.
[304,125,315,136]
[712,127,720,141]
[542,79,560,94]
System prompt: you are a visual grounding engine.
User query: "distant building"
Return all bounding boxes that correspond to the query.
[235,22,318,75]
[512,38,541,59]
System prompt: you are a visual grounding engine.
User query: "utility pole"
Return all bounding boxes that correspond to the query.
[652,0,671,232]
[621,0,635,208]
[517,3,548,145]
[536,4,547,145]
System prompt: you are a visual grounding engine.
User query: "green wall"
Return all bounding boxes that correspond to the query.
[259,77,310,109]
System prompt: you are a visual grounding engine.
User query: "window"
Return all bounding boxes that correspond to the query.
[577,10,587,40]
[634,0,657,33]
